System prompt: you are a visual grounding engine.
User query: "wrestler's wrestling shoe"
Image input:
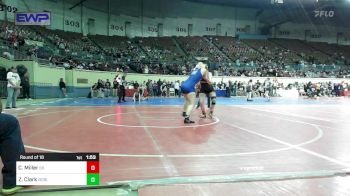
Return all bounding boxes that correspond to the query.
[2,186,24,195]
[199,113,206,118]
[208,111,214,119]
[184,117,195,124]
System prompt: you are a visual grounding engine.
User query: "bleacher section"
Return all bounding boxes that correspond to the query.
[0,19,349,78]
[176,36,229,62]
[136,37,185,62]
[308,41,350,62]
[89,35,146,62]
[243,39,300,64]
[212,36,261,61]
[271,39,331,64]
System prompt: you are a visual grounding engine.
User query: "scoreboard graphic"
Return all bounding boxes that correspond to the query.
[16,153,99,186]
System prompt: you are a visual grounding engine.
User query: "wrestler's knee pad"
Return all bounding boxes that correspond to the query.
[211,97,216,105]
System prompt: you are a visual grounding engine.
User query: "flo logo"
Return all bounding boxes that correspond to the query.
[314,10,335,18]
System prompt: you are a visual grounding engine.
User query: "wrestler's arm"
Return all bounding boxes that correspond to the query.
[196,82,201,90]
[201,69,211,84]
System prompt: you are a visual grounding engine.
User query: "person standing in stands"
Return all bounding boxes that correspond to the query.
[0,100,26,195]
[6,67,21,109]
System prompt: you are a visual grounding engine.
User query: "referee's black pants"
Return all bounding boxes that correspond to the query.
[118,86,126,102]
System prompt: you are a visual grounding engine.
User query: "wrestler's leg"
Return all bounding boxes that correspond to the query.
[184,92,196,123]
[208,91,216,119]
[199,93,207,118]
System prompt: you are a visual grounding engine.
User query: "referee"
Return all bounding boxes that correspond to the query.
[118,75,126,103]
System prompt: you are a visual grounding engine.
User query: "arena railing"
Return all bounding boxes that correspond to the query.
[0,39,36,61]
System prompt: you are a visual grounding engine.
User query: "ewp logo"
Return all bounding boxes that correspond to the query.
[15,12,51,25]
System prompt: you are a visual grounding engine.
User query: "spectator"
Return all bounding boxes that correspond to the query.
[174,80,180,97]
[161,83,167,97]
[232,81,237,96]
[166,82,171,97]
[59,78,67,97]
[157,79,162,96]
[6,67,21,109]
[146,80,153,97]
[133,81,139,90]
[144,65,149,74]
[21,72,31,100]
[2,52,14,60]
[246,79,253,101]
[118,76,126,103]
[112,77,119,97]
[90,83,98,98]
[133,89,140,102]
[96,79,104,98]
[105,79,111,97]
[152,82,158,97]
[0,101,26,195]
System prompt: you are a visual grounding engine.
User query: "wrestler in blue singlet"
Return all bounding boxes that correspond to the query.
[181,68,203,94]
